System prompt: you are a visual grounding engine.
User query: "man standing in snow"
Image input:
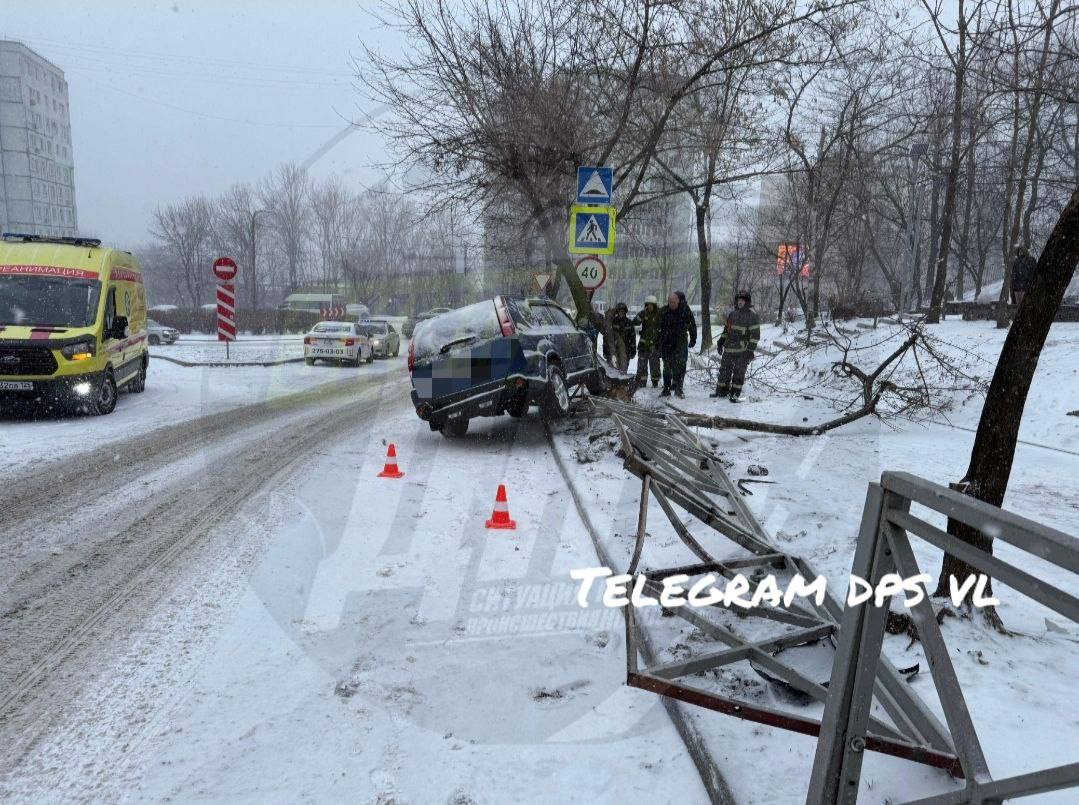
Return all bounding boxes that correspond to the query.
[659,291,696,398]
[606,302,636,372]
[632,295,662,387]
[1010,245,1037,307]
[711,291,760,402]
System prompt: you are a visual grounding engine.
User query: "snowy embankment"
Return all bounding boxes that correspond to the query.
[0,335,405,480]
[551,318,1079,804]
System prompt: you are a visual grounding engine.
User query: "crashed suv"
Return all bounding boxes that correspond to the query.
[408,296,604,436]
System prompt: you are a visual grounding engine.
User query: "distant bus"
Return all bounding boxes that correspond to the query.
[282,293,348,313]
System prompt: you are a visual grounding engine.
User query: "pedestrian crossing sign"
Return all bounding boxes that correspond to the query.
[569,204,617,255]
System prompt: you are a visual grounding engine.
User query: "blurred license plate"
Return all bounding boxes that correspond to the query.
[0,381,32,390]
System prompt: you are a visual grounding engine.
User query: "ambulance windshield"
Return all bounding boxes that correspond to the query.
[0,276,102,328]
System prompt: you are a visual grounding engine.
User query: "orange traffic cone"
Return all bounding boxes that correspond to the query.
[485,484,517,530]
[377,443,405,478]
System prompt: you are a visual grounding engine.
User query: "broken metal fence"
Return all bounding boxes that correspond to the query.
[809,472,1079,804]
[591,398,1078,804]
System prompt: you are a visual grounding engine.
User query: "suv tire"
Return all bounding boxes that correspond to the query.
[506,389,529,418]
[540,364,570,420]
[441,417,470,437]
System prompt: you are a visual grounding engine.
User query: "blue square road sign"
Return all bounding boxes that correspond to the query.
[576,166,613,204]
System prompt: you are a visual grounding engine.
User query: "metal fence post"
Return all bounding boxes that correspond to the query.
[807,483,896,804]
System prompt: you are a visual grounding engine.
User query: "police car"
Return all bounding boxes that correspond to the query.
[303,321,373,366]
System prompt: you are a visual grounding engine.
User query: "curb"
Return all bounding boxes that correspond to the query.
[543,420,738,805]
[150,354,305,368]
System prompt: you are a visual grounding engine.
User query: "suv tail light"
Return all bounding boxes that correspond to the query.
[494,296,516,337]
[303,336,313,345]
[344,338,356,346]
[408,339,415,372]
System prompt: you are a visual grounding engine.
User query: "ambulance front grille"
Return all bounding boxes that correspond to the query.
[0,347,58,376]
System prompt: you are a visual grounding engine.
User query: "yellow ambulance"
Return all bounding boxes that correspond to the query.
[0,233,148,415]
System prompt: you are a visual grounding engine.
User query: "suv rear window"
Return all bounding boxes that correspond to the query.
[412,300,500,362]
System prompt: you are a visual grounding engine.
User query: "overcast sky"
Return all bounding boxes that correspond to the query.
[3,0,399,244]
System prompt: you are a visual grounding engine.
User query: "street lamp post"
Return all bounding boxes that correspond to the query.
[250,208,270,314]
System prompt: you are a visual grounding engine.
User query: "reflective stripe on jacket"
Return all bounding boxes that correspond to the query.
[718,307,760,354]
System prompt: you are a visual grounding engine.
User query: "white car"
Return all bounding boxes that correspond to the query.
[303,321,373,366]
[146,318,179,345]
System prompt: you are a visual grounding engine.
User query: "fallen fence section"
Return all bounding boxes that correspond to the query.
[808,471,1079,804]
[591,398,1077,804]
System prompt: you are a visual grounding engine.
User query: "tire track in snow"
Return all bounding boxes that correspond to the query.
[0,376,411,772]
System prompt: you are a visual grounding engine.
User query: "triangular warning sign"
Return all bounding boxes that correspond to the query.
[578,216,607,244]
[580,170,609,199]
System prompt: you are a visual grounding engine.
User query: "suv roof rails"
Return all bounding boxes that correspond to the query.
[2,232,103,248]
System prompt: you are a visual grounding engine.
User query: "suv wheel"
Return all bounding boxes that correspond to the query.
[441,417,470,437]
[90,370,118,415]
[506,389,529,418]
[541,365,570,420]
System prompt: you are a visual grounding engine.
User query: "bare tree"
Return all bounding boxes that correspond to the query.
[936,188,1079,621]
[259,163,311,292]
[213,183,258,310]
[150,196,213,309]
[310,177,352,291]
[361,0,863,352]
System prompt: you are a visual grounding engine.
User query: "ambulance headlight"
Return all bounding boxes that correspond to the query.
[61,339,97,361]
[73,381,92,396]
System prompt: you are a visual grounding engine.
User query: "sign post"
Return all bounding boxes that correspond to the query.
[213,257,238,360]
[569,166,616,314]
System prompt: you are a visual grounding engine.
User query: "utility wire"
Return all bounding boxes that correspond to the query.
[69,71,342,129]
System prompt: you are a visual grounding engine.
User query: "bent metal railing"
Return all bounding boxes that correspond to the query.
[592,398,1078,804]
[808,472,1079,805]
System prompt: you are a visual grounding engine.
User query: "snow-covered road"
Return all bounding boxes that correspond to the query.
[0,366,706,803]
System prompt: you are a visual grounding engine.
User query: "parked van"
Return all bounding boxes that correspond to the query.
[0,233,149,415]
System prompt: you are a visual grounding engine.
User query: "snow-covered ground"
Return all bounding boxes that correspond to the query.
[1,319,1075,803]
[151,334,305,364]
[553,318,1079,803]
[1,391,706,803]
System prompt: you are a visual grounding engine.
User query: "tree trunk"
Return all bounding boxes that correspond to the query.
[923,168,942,307]
[926,2,967,324]
[695,205,713,350]
[935,189,1079,607]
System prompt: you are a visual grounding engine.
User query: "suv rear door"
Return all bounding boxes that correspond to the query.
[410,299,522,404]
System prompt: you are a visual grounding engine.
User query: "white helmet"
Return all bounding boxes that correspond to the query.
[644,295,658,305]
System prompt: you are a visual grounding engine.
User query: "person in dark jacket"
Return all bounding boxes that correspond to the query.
[605,302,636,372]
[659,291,696,398]
[1010,246,1037,307]
[710,291,761,402]
[632,295,662,387]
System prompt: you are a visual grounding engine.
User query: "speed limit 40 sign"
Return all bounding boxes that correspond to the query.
[574,256,607,291]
